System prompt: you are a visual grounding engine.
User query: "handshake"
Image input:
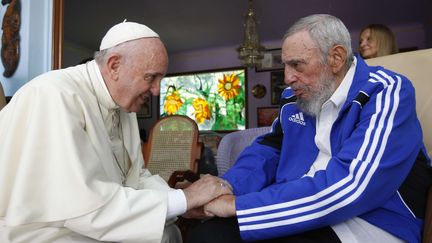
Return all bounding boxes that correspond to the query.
[182,174,235,219]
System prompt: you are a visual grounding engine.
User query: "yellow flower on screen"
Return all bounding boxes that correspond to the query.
[218,74,241,100]
[192,98,211,124]
[164,91,183,115]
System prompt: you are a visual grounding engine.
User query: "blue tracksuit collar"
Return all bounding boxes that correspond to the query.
[339,54,371,113]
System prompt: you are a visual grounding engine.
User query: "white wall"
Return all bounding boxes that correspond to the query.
[0,0,52,96]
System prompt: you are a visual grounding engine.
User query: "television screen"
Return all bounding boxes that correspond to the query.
[159,67,247,132]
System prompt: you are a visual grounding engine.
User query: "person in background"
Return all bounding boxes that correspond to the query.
[0,21,232,243]
[359,24,398,59]
[188,14,431,243]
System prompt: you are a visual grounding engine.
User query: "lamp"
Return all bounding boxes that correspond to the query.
[237,0,265,68]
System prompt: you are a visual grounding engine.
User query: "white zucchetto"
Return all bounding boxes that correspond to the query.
[99,21,159,51]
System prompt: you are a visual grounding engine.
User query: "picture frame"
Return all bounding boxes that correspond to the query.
[257,107,279,127]
[137,96,152,118]
[270,71,287,105]
[255,48,284,72]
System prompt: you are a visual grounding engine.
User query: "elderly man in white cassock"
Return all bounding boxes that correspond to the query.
[0,22,232,242]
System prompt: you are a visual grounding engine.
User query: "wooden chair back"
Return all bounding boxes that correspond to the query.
[142,115,202,186]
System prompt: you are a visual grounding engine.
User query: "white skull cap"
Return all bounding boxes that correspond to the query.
[99,20,159,51]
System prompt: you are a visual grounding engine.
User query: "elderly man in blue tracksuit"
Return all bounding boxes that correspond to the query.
[188,14,432,243]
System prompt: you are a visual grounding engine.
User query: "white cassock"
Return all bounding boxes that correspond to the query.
[0,61,183,242]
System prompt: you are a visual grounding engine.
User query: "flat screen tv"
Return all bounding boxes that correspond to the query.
[159,67,247,132]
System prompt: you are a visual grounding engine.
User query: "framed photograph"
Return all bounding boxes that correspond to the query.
[137,96,152,118]
[257,107,279,127]
[270,71,287,105]
[255,48,284,72]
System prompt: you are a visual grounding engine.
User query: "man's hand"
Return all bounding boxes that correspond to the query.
[204,194,236,218]
[182,206,211,219]
[182,174,232,210]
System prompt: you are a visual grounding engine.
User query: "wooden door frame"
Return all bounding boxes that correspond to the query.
[52,0,64,70]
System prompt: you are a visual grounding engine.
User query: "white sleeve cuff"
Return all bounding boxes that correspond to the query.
[166,189,187,219]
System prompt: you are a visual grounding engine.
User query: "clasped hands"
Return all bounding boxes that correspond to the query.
[182,174,236,219]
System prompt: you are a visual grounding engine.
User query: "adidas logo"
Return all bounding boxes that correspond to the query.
[289,112,306,126]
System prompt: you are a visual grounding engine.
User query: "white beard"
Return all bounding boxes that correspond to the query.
[294,67,337,117]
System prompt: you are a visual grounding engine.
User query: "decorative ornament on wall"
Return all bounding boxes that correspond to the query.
[1,0,21,77]
[251,84,266,99]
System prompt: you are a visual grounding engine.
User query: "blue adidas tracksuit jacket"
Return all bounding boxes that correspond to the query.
[223,55,431,242]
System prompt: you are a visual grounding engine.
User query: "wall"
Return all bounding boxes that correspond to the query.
[425,0,432,48]
[350,22,427,52]
[139,23,427,135]
[0,0,52,96]
[63,40,94,67]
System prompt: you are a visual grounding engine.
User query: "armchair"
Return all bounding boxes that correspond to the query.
[366,48,432,158]
[366,49,432,243]
[215,126,271,176]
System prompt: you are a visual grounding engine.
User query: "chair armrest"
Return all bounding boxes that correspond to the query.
[190,141,203,173]
[142,142,151,167]
[167,170,200,188]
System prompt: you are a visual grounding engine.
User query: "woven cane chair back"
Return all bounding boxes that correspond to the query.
[143,115,202,183]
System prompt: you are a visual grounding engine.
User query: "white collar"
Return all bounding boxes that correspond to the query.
[90,60,119,111]
[328,56,357,109]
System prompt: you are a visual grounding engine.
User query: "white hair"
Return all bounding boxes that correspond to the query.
[283,14,354,70]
